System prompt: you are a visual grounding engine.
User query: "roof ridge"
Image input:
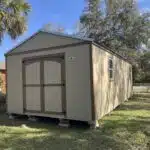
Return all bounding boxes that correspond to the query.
[40,29,93,42]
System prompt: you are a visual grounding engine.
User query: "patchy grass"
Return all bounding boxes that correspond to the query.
[0,95,149,150]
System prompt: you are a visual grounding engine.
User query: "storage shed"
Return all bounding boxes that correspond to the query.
[5,30,132,127]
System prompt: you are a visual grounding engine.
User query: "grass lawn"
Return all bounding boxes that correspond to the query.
[0,94,149,150]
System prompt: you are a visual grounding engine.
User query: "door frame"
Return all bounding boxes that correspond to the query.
[22,53,66,115]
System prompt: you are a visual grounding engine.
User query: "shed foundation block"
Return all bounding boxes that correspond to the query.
[89,120,100,129]
[59,119,70,128]
[28,116,38,122]
[8,114,16,120]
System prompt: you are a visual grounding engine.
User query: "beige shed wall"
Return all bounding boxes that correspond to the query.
[92,45,132,120]
[9,32,82,54]
[7,44,92,121]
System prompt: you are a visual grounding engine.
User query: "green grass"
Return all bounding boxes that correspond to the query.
[0,95,149,150]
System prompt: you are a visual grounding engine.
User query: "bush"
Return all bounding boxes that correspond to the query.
[132,51,150,83]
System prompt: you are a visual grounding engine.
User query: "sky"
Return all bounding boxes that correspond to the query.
[0,0,150,61]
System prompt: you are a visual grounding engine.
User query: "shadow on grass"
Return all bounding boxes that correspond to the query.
[0,113,133,150]
[116,96,150,110]
[0,95,149,150]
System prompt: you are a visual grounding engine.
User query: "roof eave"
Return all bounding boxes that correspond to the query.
[92,42,132,65]
[5,30,42,56]
[40,29,93,42]
[5,30,93,57]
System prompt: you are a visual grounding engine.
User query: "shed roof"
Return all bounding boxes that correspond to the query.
[5,29,93,56]
[42,30,93,42]
[5,29,131,64]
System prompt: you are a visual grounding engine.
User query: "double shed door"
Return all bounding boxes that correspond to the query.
[23,56,65,114]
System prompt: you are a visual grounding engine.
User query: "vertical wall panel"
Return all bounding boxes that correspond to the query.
[92,44,132,120]
[44,59,63,113]
[44,60,62,84]
[26,87,41,111]
[25,61,40,85]
[44,86,62,112]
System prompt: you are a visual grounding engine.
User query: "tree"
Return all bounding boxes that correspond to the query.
[80,0,150,83]
[79,0,101,37]
[133,51,150,83]
[140,51,150,75]
[0,0,31,43]
[80,0,150,51]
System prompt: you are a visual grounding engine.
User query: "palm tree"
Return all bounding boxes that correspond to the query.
[0,0,31,43]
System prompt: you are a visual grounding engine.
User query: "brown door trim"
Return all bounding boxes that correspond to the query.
[61,58,66,114]
[24,84,41,87]
[5,57,8,112]
[44,84,65,86]
[24,84,65,87]
[22,60,41,113]
[40,60,45,113]
[22,61,26,113]
[22,53,66,115]
[43,56,66,114]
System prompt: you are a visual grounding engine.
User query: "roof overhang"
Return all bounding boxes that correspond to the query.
[5,29,131,65]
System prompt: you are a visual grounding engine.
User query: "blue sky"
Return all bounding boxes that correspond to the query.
[0,0,150,61]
